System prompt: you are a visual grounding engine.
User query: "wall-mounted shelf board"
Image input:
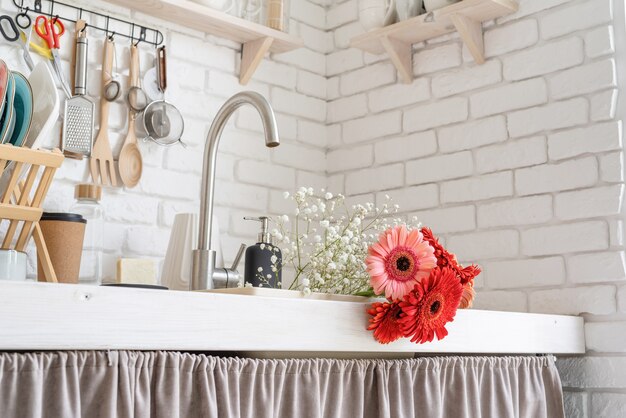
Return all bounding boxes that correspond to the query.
[350,0,519,83]
[0,281,584,355]
[108,0,304,84]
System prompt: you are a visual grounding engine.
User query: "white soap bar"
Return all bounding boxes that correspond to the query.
[116,259,157,285]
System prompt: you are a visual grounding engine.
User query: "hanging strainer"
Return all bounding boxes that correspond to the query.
[140,46,185,147]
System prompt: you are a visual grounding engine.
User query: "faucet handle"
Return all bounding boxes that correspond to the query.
[231,243,246,271]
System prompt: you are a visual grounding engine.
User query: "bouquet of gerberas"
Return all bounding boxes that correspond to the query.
[365,225,481,345]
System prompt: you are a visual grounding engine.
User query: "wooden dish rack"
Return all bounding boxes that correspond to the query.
[0,144,64,282]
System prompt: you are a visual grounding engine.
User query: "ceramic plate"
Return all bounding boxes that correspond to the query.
[0,60,8,119]
[0,72,16,144]
[23,62,60,150]
[8,72,33,147]
[0,63,60,195]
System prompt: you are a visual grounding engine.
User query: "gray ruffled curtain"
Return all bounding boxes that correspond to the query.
[0,351,564,418]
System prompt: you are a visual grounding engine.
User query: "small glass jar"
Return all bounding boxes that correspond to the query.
[70,184,104,285]
[265,0,290,32]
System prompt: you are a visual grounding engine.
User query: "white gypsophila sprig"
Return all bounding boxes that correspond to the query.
[274,188,421,296]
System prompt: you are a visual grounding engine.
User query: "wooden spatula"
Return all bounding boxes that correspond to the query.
[89,37,117,186]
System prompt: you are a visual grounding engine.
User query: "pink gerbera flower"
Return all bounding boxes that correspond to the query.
[366,225,437,300]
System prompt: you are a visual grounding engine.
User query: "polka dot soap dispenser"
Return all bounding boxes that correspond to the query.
[243,216,282,288]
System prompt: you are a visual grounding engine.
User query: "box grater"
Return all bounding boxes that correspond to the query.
[62,36,94,157]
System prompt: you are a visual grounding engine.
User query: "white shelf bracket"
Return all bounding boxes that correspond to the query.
[240,37,275,85]
[449,13,485,64]
[380,35,413,84]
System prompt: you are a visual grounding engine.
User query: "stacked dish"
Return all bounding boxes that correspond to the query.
[0,60,60,195]
[0,60,33,147]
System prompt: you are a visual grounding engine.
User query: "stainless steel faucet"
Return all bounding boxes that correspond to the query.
[191,92,280,291]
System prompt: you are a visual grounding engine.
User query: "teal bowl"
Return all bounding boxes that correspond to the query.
[9,72,33,147]
[0,72,16,145]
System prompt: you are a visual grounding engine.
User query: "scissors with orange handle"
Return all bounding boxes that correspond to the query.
[35,15,71,97]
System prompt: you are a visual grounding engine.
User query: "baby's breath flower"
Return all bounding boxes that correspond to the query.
[275,187,419,295]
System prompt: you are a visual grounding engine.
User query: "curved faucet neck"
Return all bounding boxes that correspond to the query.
[197,91,280,255]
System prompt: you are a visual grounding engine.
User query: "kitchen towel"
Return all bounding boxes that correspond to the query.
[0,351,565,418]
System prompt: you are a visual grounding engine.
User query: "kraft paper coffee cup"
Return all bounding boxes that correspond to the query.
[37,213,86,284]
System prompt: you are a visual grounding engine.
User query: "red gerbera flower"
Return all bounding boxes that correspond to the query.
[459,280,475,309]
[399,267,463,344]
[421,227,456,268]
[421,227,481,285]
[367,301,404,344]
[458,264,482,285]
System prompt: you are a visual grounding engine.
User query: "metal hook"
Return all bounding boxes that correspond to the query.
[109,31,115,41]
[79,22,87,35]
[50,0,54,16]
[139,27,146,44]
[52,14,59,25]
[105,15,110,37]
[78,7,83,20]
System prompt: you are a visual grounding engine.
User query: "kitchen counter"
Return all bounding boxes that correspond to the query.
[0,281,585,355]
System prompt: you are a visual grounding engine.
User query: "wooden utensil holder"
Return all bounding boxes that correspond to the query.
[0,145,65,283]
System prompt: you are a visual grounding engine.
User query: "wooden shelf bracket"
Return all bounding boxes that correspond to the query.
[349,0,518,83]
[449,13,485,64]
[380,36,413,84]
[240,37,274,85]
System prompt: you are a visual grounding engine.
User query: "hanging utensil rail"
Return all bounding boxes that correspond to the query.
[12,0,164,46]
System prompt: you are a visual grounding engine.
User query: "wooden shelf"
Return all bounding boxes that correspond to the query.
[0,281,585,355]
[350,0,519,83]
[110,0,304,84]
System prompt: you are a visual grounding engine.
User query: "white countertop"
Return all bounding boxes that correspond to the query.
[0,281,585,355]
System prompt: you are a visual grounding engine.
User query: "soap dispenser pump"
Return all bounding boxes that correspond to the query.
[243,216,282,288]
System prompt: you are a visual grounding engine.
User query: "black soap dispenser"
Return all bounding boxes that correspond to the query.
[243,216,282,288]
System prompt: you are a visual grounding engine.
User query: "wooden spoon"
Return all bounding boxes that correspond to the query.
[118,44,143,188]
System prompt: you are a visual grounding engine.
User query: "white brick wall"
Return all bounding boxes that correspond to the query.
[325,0,626,413]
